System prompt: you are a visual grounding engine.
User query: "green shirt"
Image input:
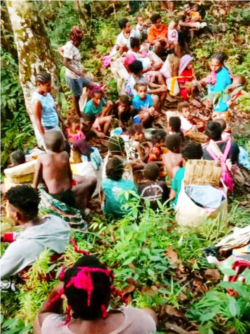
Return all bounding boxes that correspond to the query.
[84,98,105,116]
[102,178,137,218]
[171,167,185,207]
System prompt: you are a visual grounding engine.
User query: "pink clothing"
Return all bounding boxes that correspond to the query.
[66,128,85,141]
[41,306,156,334]
[168,29,178,42]
[203,71,217,85]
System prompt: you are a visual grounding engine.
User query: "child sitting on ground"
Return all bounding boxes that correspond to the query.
[33,131,76,208]
[177,102,206,142]
[135,14,148,40]
[162,134,183,179]
[102,157,137,219]
[168,116,184,139]
[125,60,167,112]
[103,136,134,181]
[84,90,113,138]
[127,124,148,163]
[66,116,85,142]
[170,141,203,208]
[138,162,170,210]
[10,150,26,167]
[148,129,168,178]
[115,95,133,128]
[132,82,158,126]
[168,20,179,44]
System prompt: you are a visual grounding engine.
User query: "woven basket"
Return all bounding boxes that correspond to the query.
[185,130,209,143]
[4,160,37,184]
[184,160,221,187]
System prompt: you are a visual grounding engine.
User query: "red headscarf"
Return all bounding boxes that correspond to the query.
[69,26,84,42]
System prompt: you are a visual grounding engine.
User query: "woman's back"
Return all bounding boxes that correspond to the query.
[41,306,156,334]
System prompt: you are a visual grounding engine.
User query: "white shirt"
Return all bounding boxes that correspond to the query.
[63,41,82,79]
[116,29,138,48]
[180,115,193,133]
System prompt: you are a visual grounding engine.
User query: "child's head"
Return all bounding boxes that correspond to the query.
[134,82,147,100]
[144,162,160,181]
[118,18,131,33]
[68,116,81,132]
[36,71,51,93]
[232,74,246,86]
[128,60,143,76]
[205,121,223,141]
[150,14,162,29]
[82,112,96,131]
[169,116,181,133]
[177,102,190,119]
[192,3,199,12]
[151,129,167,145]
[136,14,144,25]
[169,20,178,30]
[184,2,191,13]
[215,118,226,132]
[10,150,25,166]
[118,95,131,108]
[68,26,84,47]
[106,157,124,181]
[128,124,144,141]
[165,134,182,153]
[92,90,104,107]
[130,37,141,52]
[108,136,125,155]
[181,141,203,161]
[44,130,64,153]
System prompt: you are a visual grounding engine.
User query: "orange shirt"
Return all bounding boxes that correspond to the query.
[148,24,168,45]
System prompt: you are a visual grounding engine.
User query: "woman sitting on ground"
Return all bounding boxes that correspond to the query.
[200,52,232,95]
[34,255,157,334]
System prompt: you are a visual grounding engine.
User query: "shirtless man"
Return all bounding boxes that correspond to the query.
[33,131,97,211]
[162,134,183,179]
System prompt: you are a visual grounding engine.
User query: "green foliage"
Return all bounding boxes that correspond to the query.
[187,273,250,334]
[1,316,32,334]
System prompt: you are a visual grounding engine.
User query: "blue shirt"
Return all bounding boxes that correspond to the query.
[210,67,231,93]
[132,94,154,111]
[102,178,137,218]
[31,91,59,128]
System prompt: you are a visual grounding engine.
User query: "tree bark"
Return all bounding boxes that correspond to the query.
[6,0,58,115]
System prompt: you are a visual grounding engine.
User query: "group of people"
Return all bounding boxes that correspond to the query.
[1,2,250,333]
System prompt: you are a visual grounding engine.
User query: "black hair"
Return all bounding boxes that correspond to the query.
[151,129,166,144]
[177,101,190,112]
[119,95,131,105]
[63,256,111,321]
[83,112,96,123]
[165,134,182,152]
[10,150,25,166]
[150,13,161,24]
[44,130,64,153]
[144,162,160,181]
[211,52,228,65]
[67,116,80,127]
[92,90,104,97]
[128,123,144,136]
[130,37,140,49]
[128,60,143,75]
[107,136,125,154]
[106,157,124,181]
[169,117,181,132]
[118,18,129,30]
[214,118,226,132]
[182,142,203,160]
[205,121,223,141]
[5,185,40,218]
[36,71,51,84]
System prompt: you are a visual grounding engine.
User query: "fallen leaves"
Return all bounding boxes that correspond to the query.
[166,246,181,265]
[204,269,221,281]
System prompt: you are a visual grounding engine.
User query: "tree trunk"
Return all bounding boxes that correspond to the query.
[6,0,58,115]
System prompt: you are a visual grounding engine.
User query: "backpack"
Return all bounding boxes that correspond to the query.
[207,140,234,194]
